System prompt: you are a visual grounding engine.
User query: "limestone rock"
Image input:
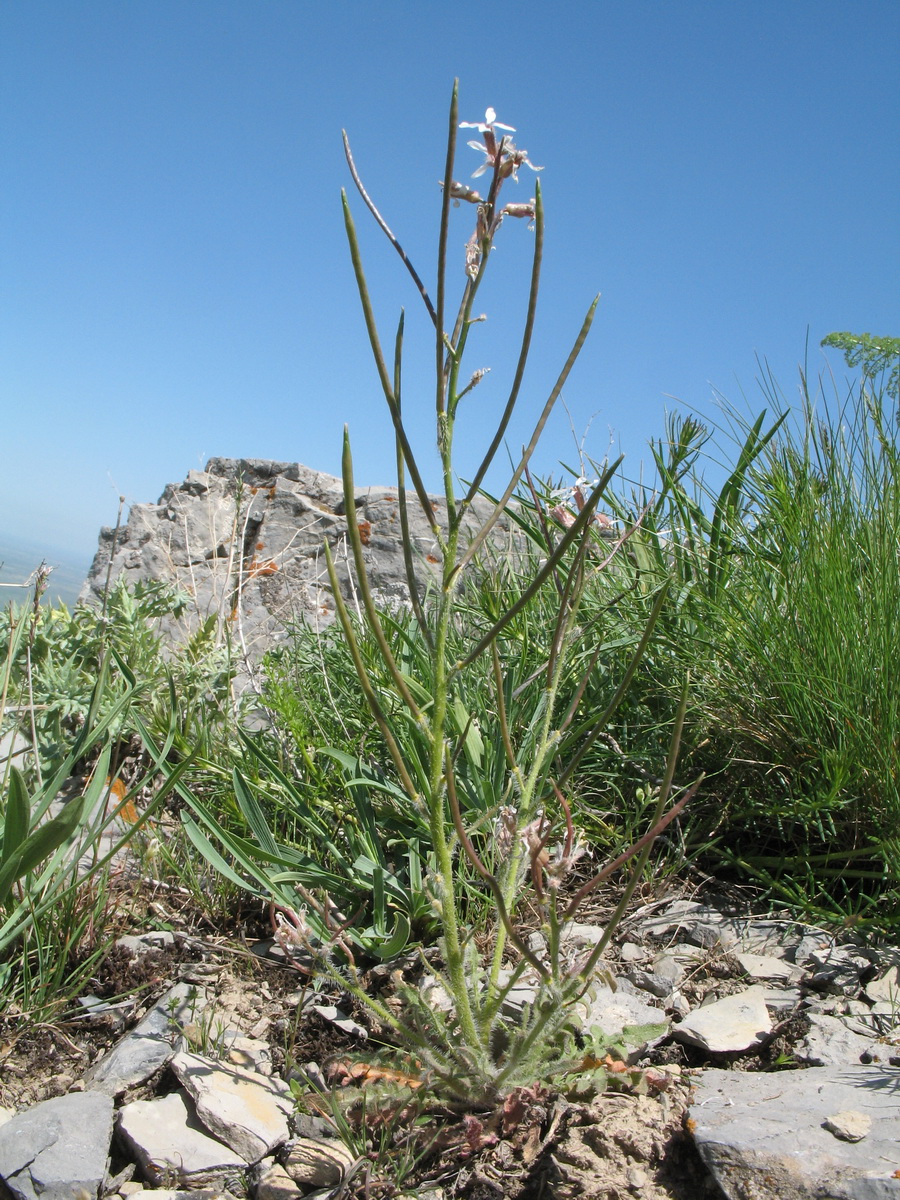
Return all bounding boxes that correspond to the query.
[219,1031,273,1075]
[651,953,685,988]
[311,1003,368,1039]
[618,942,646,964]
[792,932,835,967]
[690,1066,900,1198]
[673,985,771,1053]
[561,921,608,947]
[865,964,900,1005]
[824,1110,872,1142]
[794,1013,881,1066]
[253,1158,303,1199]
[574,977,669,1043]
[80,458,514,664]
[130,1190,241,1200]
[115,930,176,955]
[116,1090,247,1188]
[83,981,205,1097]
[627,967,675,999]
[0,1091,114,1200]
[133,1192,240,1200]
[736,952,800,982]
[734,919,805,959]
[760,986,803,1014]
[170,1050,293,1162]
[284,1137,356,1187]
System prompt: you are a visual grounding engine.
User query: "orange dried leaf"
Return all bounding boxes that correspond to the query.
[330,1059,423,1089]
[105,777,140,825]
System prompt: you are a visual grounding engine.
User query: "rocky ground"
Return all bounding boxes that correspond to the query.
[2,871,900,1200]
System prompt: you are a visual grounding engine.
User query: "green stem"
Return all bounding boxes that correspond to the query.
[435,80,458,413]
[454,295,600,575]
[462,180,544,510]
[341,190,439,536]
[426,564,479,1049]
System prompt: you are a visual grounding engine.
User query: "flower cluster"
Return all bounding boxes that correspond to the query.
[459,107,542,182]
[452,107,543,277]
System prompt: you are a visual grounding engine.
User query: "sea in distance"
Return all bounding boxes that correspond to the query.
[0,531,92,609]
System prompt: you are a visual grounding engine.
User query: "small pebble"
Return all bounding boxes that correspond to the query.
[823,1109,872,1142]
[619,942,646,964]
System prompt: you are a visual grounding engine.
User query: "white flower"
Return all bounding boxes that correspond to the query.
[459,106,516,135]
[502,146,543,182]
[468,151,494,180]
[459,107,520,179]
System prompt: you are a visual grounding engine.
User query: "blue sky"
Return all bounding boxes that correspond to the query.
[2,1,898,573]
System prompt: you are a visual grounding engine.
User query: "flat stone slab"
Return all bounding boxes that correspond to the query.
[690,1066,900,1199]
[117,1090,247,1188]
[83,981,205,1096]
[866,964,900,1005]
[0,1090,114,1200]
[171,1051,293,1162]
[574,978,669,1042]
[737,952,800,982]
[674,985,772,1053]
[795,1013,881,1066]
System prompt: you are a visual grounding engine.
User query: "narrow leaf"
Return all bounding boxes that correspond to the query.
[2,766,31,865]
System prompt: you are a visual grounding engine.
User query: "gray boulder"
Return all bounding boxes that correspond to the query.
[690,1066,900,1198]
[0,1091,114,1200]
[80,458,515,662]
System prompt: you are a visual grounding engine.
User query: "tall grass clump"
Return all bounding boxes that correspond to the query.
[686,352,900,923]
[1,576,156,1018]
[606,337,900,926]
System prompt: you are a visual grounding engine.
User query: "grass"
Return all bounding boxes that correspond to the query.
[3,355,899,1036]
[684,367,900,922]
[1,359,898,1200]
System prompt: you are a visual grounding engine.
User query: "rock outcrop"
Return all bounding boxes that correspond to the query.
[80,458,514,659]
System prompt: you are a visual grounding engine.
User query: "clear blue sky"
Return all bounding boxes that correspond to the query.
[2,1,898,569]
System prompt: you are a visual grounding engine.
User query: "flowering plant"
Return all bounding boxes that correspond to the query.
[303,82,700,1102]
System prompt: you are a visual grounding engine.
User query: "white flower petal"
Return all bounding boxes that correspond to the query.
[484,107,497,124]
